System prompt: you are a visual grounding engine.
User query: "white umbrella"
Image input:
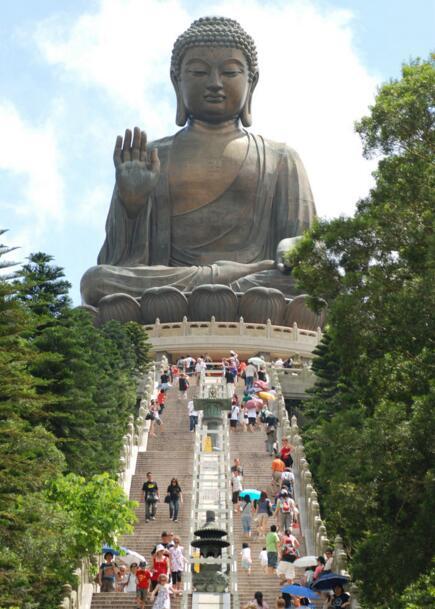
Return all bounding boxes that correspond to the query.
[248,357,265,367]
[119,548,146,566]
[293,555,318,568]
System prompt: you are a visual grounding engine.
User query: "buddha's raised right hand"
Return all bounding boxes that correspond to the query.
[114,127,160,217]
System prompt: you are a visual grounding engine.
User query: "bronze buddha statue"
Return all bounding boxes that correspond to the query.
[80,17,316,323]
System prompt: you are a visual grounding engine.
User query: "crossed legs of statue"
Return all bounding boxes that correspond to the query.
[80,259,275,306]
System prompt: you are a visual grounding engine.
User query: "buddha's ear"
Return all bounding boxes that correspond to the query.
[241,71,259,127]
[171,70,188,126]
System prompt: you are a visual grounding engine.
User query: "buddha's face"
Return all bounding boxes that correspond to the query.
[178,46,251,123]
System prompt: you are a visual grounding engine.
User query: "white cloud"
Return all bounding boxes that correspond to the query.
[0,101,65,235]
[33,0,379,222]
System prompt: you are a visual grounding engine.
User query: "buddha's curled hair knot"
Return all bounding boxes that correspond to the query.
[171,16,258,81]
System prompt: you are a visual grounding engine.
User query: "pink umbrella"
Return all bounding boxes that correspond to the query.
[254,380,269,390]
[246,398,262,409]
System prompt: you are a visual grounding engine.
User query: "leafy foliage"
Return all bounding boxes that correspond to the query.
[288,56,434,608]
[0,242,149,608]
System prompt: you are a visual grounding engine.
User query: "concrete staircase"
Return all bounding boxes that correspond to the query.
[229,383,307,609]
[91,384,195,609]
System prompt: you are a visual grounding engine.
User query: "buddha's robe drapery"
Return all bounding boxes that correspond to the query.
[81,131,316,305]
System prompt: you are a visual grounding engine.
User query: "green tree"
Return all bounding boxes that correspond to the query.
[14,252,71,318]
[288,56,434,608]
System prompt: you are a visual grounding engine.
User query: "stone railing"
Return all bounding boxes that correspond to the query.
[143,317,321,358]
[272,365,317,399]
[182,407,237,609]
[59,358,168,609]
[268,366,360,608]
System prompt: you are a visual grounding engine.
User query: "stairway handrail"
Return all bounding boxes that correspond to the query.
[268,365,360,609]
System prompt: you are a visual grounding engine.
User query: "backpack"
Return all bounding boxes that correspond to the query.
[281,499,291,513]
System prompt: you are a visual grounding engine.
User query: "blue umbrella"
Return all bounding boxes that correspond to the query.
[102,546,120,556]
[312,572,350,590]
[281,584,320,599]
[239,489,261,500]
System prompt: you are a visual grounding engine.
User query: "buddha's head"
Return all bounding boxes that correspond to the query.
[171,17,259,127]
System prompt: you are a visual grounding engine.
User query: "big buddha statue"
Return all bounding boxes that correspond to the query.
[81,17,317,326]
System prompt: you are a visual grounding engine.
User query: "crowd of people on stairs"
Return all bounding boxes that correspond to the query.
[97,351,351,609]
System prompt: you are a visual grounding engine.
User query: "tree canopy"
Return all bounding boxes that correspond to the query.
[0,245,150,608]
[288,56,434,608]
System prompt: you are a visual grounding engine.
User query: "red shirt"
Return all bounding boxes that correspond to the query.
[152,557,169,581]
[136,568,151,589]
[280,446,292,461]
[157,393,166,405]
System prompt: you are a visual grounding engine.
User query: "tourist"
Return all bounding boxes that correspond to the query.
[225,365,237,395]
[229,401,240,431]
[281,467,295,496]
[170,364,179,382]
[231,457,244,477]
[312,555,326,581]
[265,524,280,574]
[240,494,254,537]
[279,438,293,468]
[151,532,174,555]
[152,403,164,432]
[166,478,183,522]
[178,373,189,399]
[328,585,351,608]
[195,357,206,384]
[274,489,296,532]
[98,551,119,592]
[244,362,258,389]
[124,563,138,593]
[169,536,186,596]
[157,389,167,414]
[176,356,186,373]
[283,357,293,369]
[241,542,253,575]
[271,456,286,486]
[232,469,243,513]
[247,402,258,431]
[146,401,157,437]
[150,572,174,609]
[259,547,268,574]
[276,531,298,584]
[251,591,270,609]
[116,564,128,591]
[239,404,247,432]
[265,421,277,455]
[258,367,267,382]
[324,548,334,573]
[151,546,170,591]
[136,561,152,608]
[301,566,315,587]
[255,491,272,535]
[142,472,159,523]
[187,399,199,432]
[274,357,284,368]
[160,370,171,389]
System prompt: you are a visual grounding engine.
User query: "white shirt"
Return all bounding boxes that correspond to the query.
[259,550,268,565]
[230,406,240,420]
[124,572,137,592]
[241,547,252,561]
[281,470,295,483]
[232,476,243,492]
[245,364,257,378]
[188,400,199,416]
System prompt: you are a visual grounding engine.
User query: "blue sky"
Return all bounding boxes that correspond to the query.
[0,0,433,304]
